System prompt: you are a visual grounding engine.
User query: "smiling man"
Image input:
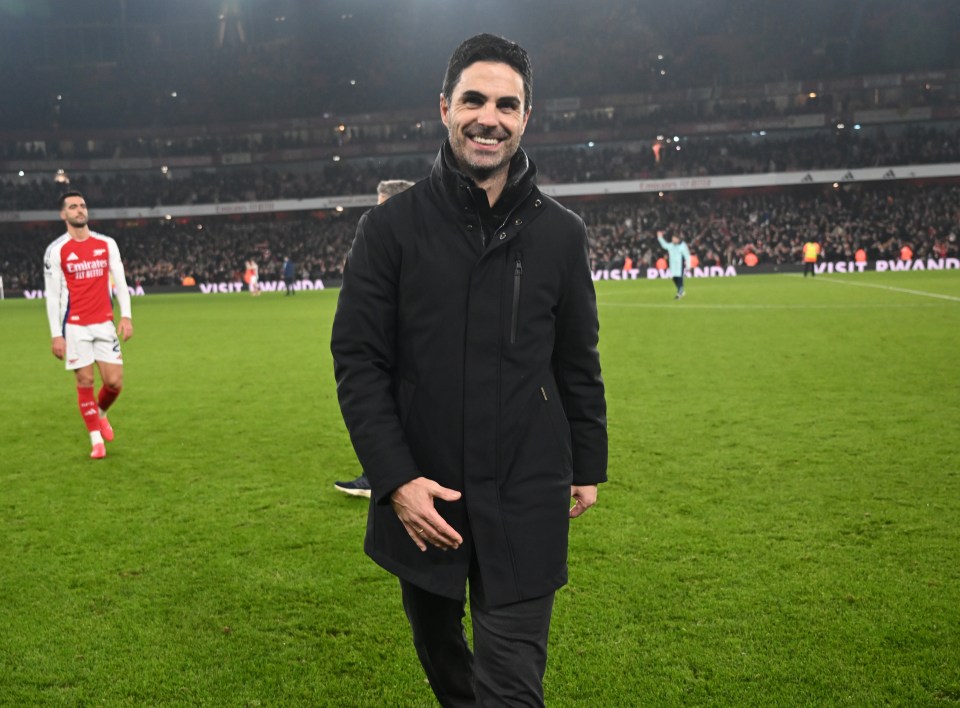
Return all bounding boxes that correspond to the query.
[331,34,607,706]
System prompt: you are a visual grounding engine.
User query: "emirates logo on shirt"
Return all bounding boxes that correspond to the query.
[65,258,108,280]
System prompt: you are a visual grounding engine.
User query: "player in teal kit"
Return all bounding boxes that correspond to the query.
[657,229,691,299]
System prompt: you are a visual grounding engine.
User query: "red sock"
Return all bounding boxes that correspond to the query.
[77,386,100,432]
[98,385,121,413]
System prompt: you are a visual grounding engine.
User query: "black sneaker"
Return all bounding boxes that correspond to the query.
[334,475,372,498]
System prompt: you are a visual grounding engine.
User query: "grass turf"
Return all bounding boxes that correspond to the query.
[1,271,958,706]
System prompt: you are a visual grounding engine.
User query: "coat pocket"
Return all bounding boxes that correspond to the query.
[539,383,573,470]
[510,251,523,344]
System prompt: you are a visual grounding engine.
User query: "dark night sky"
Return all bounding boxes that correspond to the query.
[0,0,955,130]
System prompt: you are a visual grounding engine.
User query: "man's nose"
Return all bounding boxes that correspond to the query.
[477,101,499,125]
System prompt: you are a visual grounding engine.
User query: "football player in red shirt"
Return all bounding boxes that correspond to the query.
[44,192,134,459]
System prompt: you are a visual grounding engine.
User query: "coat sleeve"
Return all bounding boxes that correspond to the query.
[330,212,420,504]
[553,218,608,485]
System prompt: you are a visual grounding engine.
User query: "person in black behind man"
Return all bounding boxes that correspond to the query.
[334,178,416,498]
[330,34,607,707]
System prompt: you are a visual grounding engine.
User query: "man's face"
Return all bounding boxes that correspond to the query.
[441,61,529,181]
[671,235,681,244]
[61,197,88,227]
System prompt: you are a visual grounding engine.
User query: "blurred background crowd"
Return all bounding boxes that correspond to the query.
[1,0,958,292]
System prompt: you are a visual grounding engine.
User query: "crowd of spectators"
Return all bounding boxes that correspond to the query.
[2,123,958,212]
[0,157,431,212]
[3,182,957,294]
[582,183,960,271]
[2,84,956,165]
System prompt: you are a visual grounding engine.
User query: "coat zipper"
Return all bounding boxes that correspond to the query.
[510,252,523,344]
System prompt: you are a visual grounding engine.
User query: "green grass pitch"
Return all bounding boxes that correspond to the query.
[1,271,958,706]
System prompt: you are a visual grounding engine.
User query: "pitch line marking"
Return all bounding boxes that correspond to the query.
[816,277,960,303]
[597,302,944,310]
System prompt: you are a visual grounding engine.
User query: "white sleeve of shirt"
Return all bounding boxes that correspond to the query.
[43,237,66,338]
[107,236,133,320]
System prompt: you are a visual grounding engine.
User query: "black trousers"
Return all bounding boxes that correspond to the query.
[804,261,816,277]
[399,577,555,708]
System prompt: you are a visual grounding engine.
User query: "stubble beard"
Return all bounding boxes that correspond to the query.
[450,129,518,184]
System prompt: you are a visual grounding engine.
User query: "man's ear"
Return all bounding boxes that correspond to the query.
[440,93,450,127]
[520,105,531,135]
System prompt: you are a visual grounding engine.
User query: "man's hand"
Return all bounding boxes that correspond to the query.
[390,477,463,552]
[117,317,133,342]
[570,484,598,519]
[657,230,665,239]
[51,336,66,360]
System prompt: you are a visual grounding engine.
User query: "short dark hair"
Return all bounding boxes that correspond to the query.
[58,191,85,210]
[442,33,533,113]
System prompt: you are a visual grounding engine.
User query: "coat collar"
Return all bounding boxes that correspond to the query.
[431,140,538,213]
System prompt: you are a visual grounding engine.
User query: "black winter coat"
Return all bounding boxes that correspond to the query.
[331,144,607,605]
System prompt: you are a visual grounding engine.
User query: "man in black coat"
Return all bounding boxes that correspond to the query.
[331,33,607,707]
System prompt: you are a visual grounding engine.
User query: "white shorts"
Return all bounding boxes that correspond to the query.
[64,322,123,370]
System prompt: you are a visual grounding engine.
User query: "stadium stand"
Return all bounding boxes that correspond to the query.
[1,0,958,295]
